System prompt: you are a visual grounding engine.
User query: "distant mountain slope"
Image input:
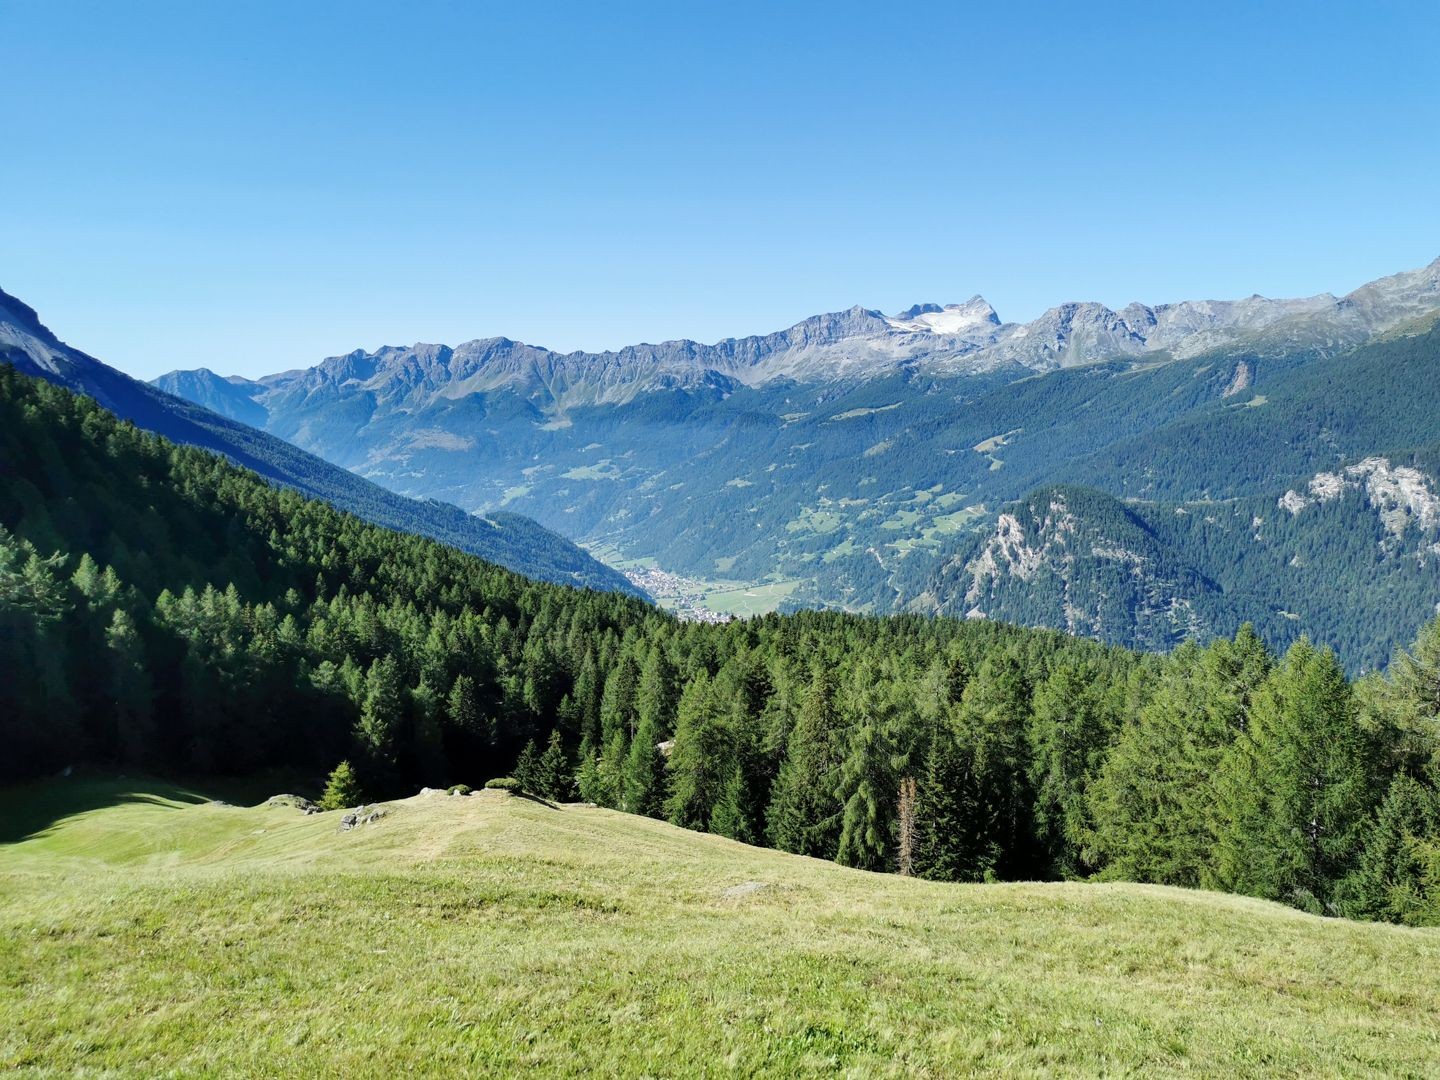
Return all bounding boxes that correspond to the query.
[0,288,643,598]
[1059,319,1440,501]
[916,461,1440,671]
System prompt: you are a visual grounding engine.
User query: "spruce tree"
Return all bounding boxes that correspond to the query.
[537,729,571,801]
[709,765,754,843]
[321,759,365,810]
[1088,630,1268,887]
[835,665,902,871]
[623,709,669,818]
[104,607,153,765]
[357,654,404,765]
[513,738,542,793]
[665,672,732,830]
[912,719,994,881]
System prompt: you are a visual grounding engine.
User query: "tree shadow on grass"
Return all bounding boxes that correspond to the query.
[0,769,307,845]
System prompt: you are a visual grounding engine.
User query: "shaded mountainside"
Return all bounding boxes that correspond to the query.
[0,288,642,597]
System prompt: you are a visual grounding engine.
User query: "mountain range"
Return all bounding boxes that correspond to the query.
[10,258,1436,668]
[142,257,1440,666]
[0,288,642,598]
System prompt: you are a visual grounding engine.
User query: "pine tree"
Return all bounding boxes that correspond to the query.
[953,652,1035,878]
[709,765,754,843]
[912,719,995,882]
[446,673,483,736]
[409,676,445,785]
[1088,630,1269,887]
[635,648,679,740]
[537,729,571,801]
[835,666,902,871]
[357,654,404,765]
[513,738,542,793]
[589,729,629,809]
[104,607,153,765]
[623,708,669,818]
[1027,662,1112,877]
[665,672,732,830]
[599,652,641,743]
[321,759,365,810]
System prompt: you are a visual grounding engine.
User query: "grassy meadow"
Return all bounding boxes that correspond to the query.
[3,777,1440,1076]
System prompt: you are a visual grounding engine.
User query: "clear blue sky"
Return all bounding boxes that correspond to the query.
[7,0,1440,379]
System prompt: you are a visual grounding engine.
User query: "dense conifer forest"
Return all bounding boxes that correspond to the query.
[3,367,1439,925]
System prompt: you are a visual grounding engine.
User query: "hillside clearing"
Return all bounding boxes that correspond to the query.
[2,778,1439,1076]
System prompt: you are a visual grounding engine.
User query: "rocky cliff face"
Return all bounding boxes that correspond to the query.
[913,487,1218,651]
[1280,457,1440,542]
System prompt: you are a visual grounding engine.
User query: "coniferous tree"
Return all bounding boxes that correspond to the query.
[835,664,904,871]
[912,718,994,881]
[1088,629,1269,886]
[514,738,542,793]
[665,672,732,830]
[409,676,445,785]
[766,667,843,859]
[623,708,669,819]
[321,760,365,810]
[105,607,154,765]
[954,652,1035,878]
[635,647,679,738]
[709,765,754,843]
[536,728,571,801]
[1027,662,1115,876]
[1212,640,1377,911]
[1341,772,1440,924]
[357,654,404,766]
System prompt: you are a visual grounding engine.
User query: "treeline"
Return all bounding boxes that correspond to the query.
[2,366,1438,926]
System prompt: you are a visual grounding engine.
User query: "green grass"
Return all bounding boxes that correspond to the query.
[4,778,1440,1076]
[701,578,801,616]
[560,461,621,481]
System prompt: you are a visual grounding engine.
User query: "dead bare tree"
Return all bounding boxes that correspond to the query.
[897,776,917,876]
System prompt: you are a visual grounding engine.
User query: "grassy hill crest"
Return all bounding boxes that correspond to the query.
[4,776,1440,1076]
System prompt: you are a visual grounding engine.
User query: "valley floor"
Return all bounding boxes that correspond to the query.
[3,778,1439,1076]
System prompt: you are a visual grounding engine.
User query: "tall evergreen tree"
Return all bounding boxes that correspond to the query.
[536,728,571,802]
[912,718,993,882]
[665,672,732,830]
[1212,640,1377,910]
[766,667,843,859]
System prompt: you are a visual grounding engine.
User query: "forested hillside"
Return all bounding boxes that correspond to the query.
[0,288,641,597]
[4,367,1440,925]
[919,476,1440,671]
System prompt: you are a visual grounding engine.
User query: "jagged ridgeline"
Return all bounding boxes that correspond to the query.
[3,367,1440,925]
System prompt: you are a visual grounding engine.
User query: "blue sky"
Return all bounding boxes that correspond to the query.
[6,0,1440,379]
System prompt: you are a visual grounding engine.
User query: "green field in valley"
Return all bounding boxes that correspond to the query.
[3,777,1440,1076]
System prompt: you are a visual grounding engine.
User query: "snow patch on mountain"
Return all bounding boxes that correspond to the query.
[885,297,1001,335]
